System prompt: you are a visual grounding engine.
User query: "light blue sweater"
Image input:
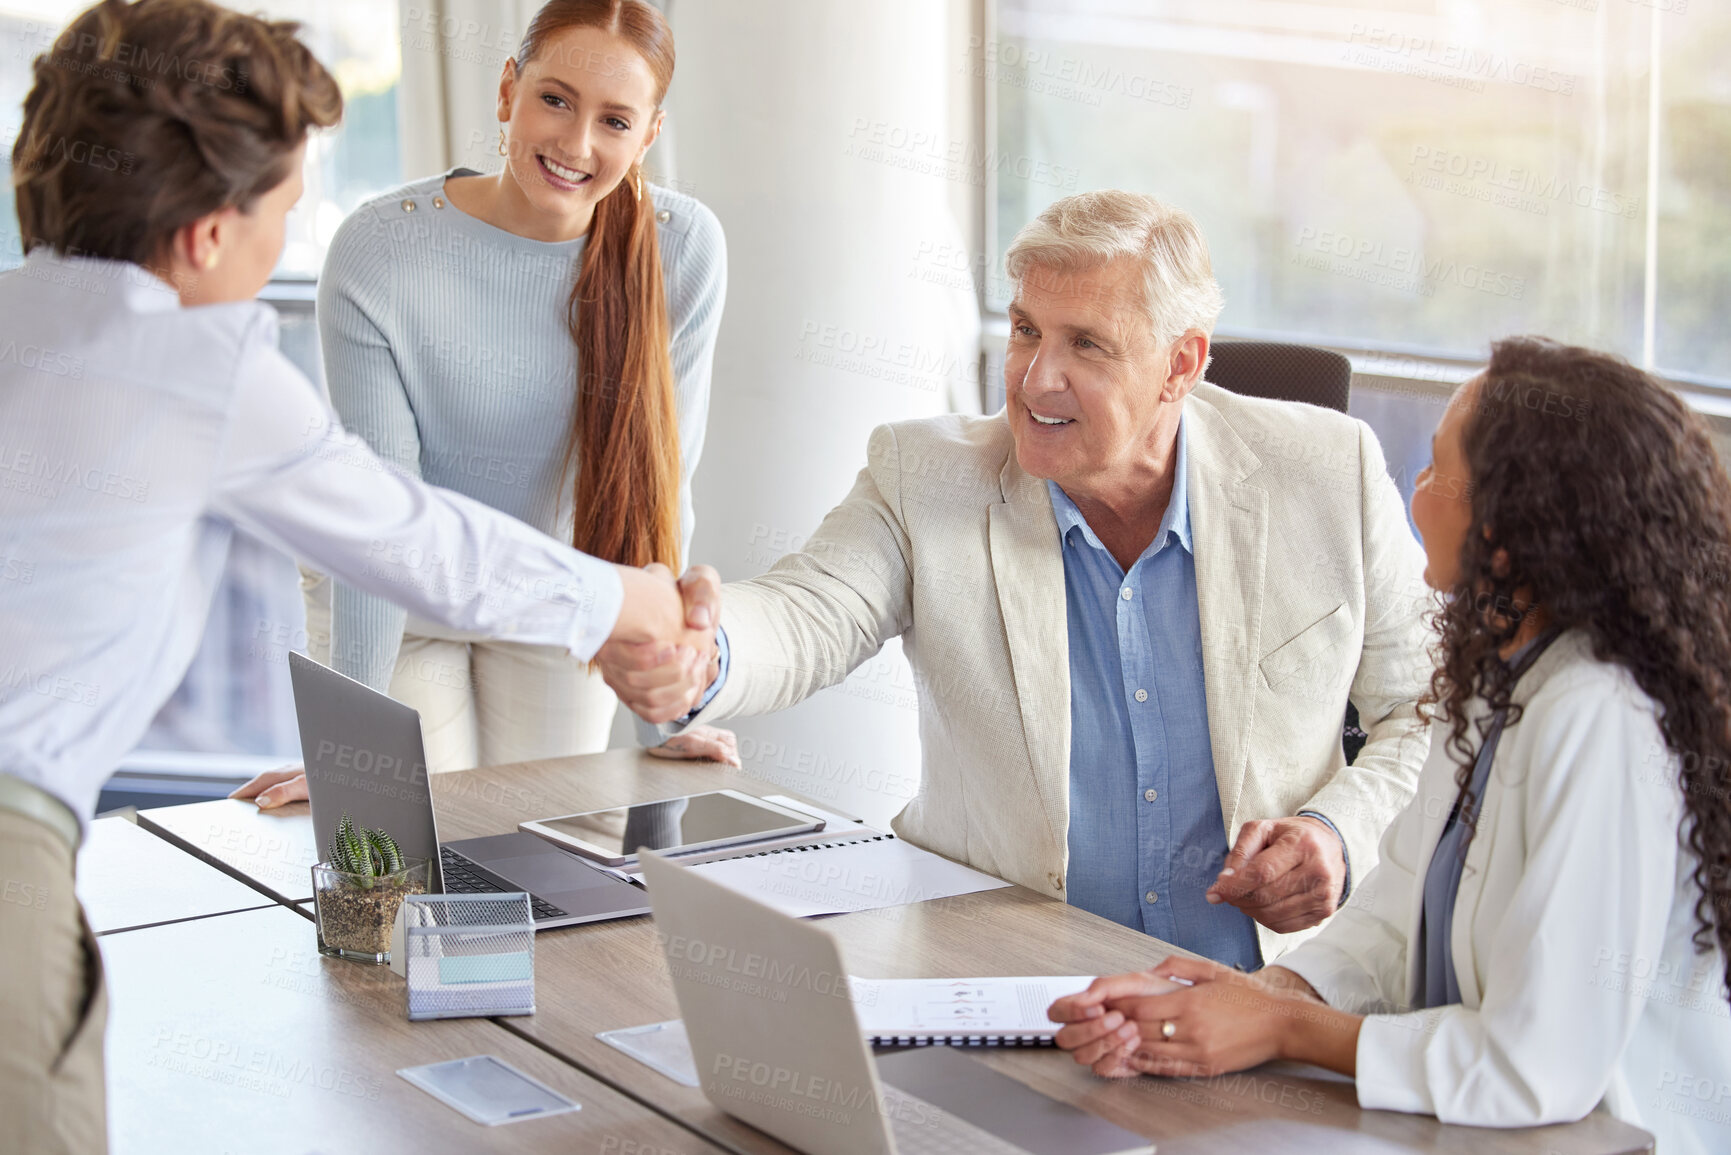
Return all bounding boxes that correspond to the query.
[316,169,727,691]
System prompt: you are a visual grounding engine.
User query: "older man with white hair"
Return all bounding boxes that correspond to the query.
[602,190,1433,965]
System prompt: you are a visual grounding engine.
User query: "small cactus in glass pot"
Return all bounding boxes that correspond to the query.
[327,815,406,887]
[311,814,427,963]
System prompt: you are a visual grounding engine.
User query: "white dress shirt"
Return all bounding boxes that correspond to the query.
[1279,630,1731,1154]
[0,250,623,827]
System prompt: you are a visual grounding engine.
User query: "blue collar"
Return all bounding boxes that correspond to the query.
[1047,414,1192,563]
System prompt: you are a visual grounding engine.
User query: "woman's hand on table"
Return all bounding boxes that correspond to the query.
[1049,969,1190,1077]
[229,764,307,809]
[1049,958,1356,1080]
[647,725,741,768]
[230,726,742,811]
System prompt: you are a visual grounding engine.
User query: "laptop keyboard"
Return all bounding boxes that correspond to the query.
[439,847,569,921]
[885,1089,1030,1155]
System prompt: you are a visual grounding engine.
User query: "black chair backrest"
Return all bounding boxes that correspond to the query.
[1205,340,1352,414]
[1204,338,1367,764]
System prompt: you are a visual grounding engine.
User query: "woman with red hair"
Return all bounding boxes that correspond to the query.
[261,0,737,802]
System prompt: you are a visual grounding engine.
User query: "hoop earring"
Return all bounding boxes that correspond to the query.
[498,129,508,158]
[633,169,642,202]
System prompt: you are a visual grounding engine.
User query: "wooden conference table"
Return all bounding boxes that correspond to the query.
[85,811,726,1155]
[119,750,1655,1155]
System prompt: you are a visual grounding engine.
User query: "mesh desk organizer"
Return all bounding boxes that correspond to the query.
[399,893,535,1021]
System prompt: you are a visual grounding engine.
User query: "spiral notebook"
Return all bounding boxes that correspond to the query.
[599,974,1100,1086]
[850,975,1096,1047]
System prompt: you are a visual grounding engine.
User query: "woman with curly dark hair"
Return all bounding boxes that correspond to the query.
[1049,336,1731,1152]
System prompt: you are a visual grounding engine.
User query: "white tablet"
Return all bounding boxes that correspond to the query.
[521,790,824,866]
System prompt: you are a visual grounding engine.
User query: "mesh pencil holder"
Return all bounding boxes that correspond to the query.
[402,892,535,1021]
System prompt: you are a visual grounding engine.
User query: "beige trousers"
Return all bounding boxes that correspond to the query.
[301,571,618,773]
[0,807,108,1154]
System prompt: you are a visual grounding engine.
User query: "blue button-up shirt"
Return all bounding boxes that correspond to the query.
[1053,418,1263,970]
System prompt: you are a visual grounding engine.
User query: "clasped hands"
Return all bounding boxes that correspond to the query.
[231,562,736,809]
[1047,958,1343,1080]
[600,562,726,726]
[1046,817,1358,1082]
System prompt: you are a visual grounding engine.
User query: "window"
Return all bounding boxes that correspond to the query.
[0,0,403,276]
[988,0,1730,386]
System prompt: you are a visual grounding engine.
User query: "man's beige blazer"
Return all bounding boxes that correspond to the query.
[691,382,1435,958]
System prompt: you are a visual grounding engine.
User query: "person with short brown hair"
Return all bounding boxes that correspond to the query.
[12,0,340,273]
[0,3,710,1149]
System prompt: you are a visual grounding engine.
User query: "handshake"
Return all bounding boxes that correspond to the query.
[604,562,727,725]
[230,561,736,811]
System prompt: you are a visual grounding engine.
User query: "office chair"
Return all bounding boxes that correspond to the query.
[1204,340,1369,766]
[1206,339,1353,413]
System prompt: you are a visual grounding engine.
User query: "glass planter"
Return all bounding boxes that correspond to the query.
[310,857,429,964]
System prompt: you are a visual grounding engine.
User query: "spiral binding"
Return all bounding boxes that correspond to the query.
[868,1034,1055,1048]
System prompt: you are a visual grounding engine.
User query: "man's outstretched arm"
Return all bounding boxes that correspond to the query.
[598,424,920,727]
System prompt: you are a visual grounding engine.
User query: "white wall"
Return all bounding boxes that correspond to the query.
[652,0,985,827]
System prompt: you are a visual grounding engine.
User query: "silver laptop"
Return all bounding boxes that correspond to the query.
[289,652,652,929]
[640,851,1155,1155]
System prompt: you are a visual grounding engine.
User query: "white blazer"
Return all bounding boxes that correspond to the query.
[693,383,1434,959]
[1280,630,1731,1153]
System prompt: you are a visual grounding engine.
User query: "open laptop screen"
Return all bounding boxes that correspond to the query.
[289,652,442,890]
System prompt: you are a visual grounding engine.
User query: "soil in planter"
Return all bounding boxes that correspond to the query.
[319,877,423,956]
